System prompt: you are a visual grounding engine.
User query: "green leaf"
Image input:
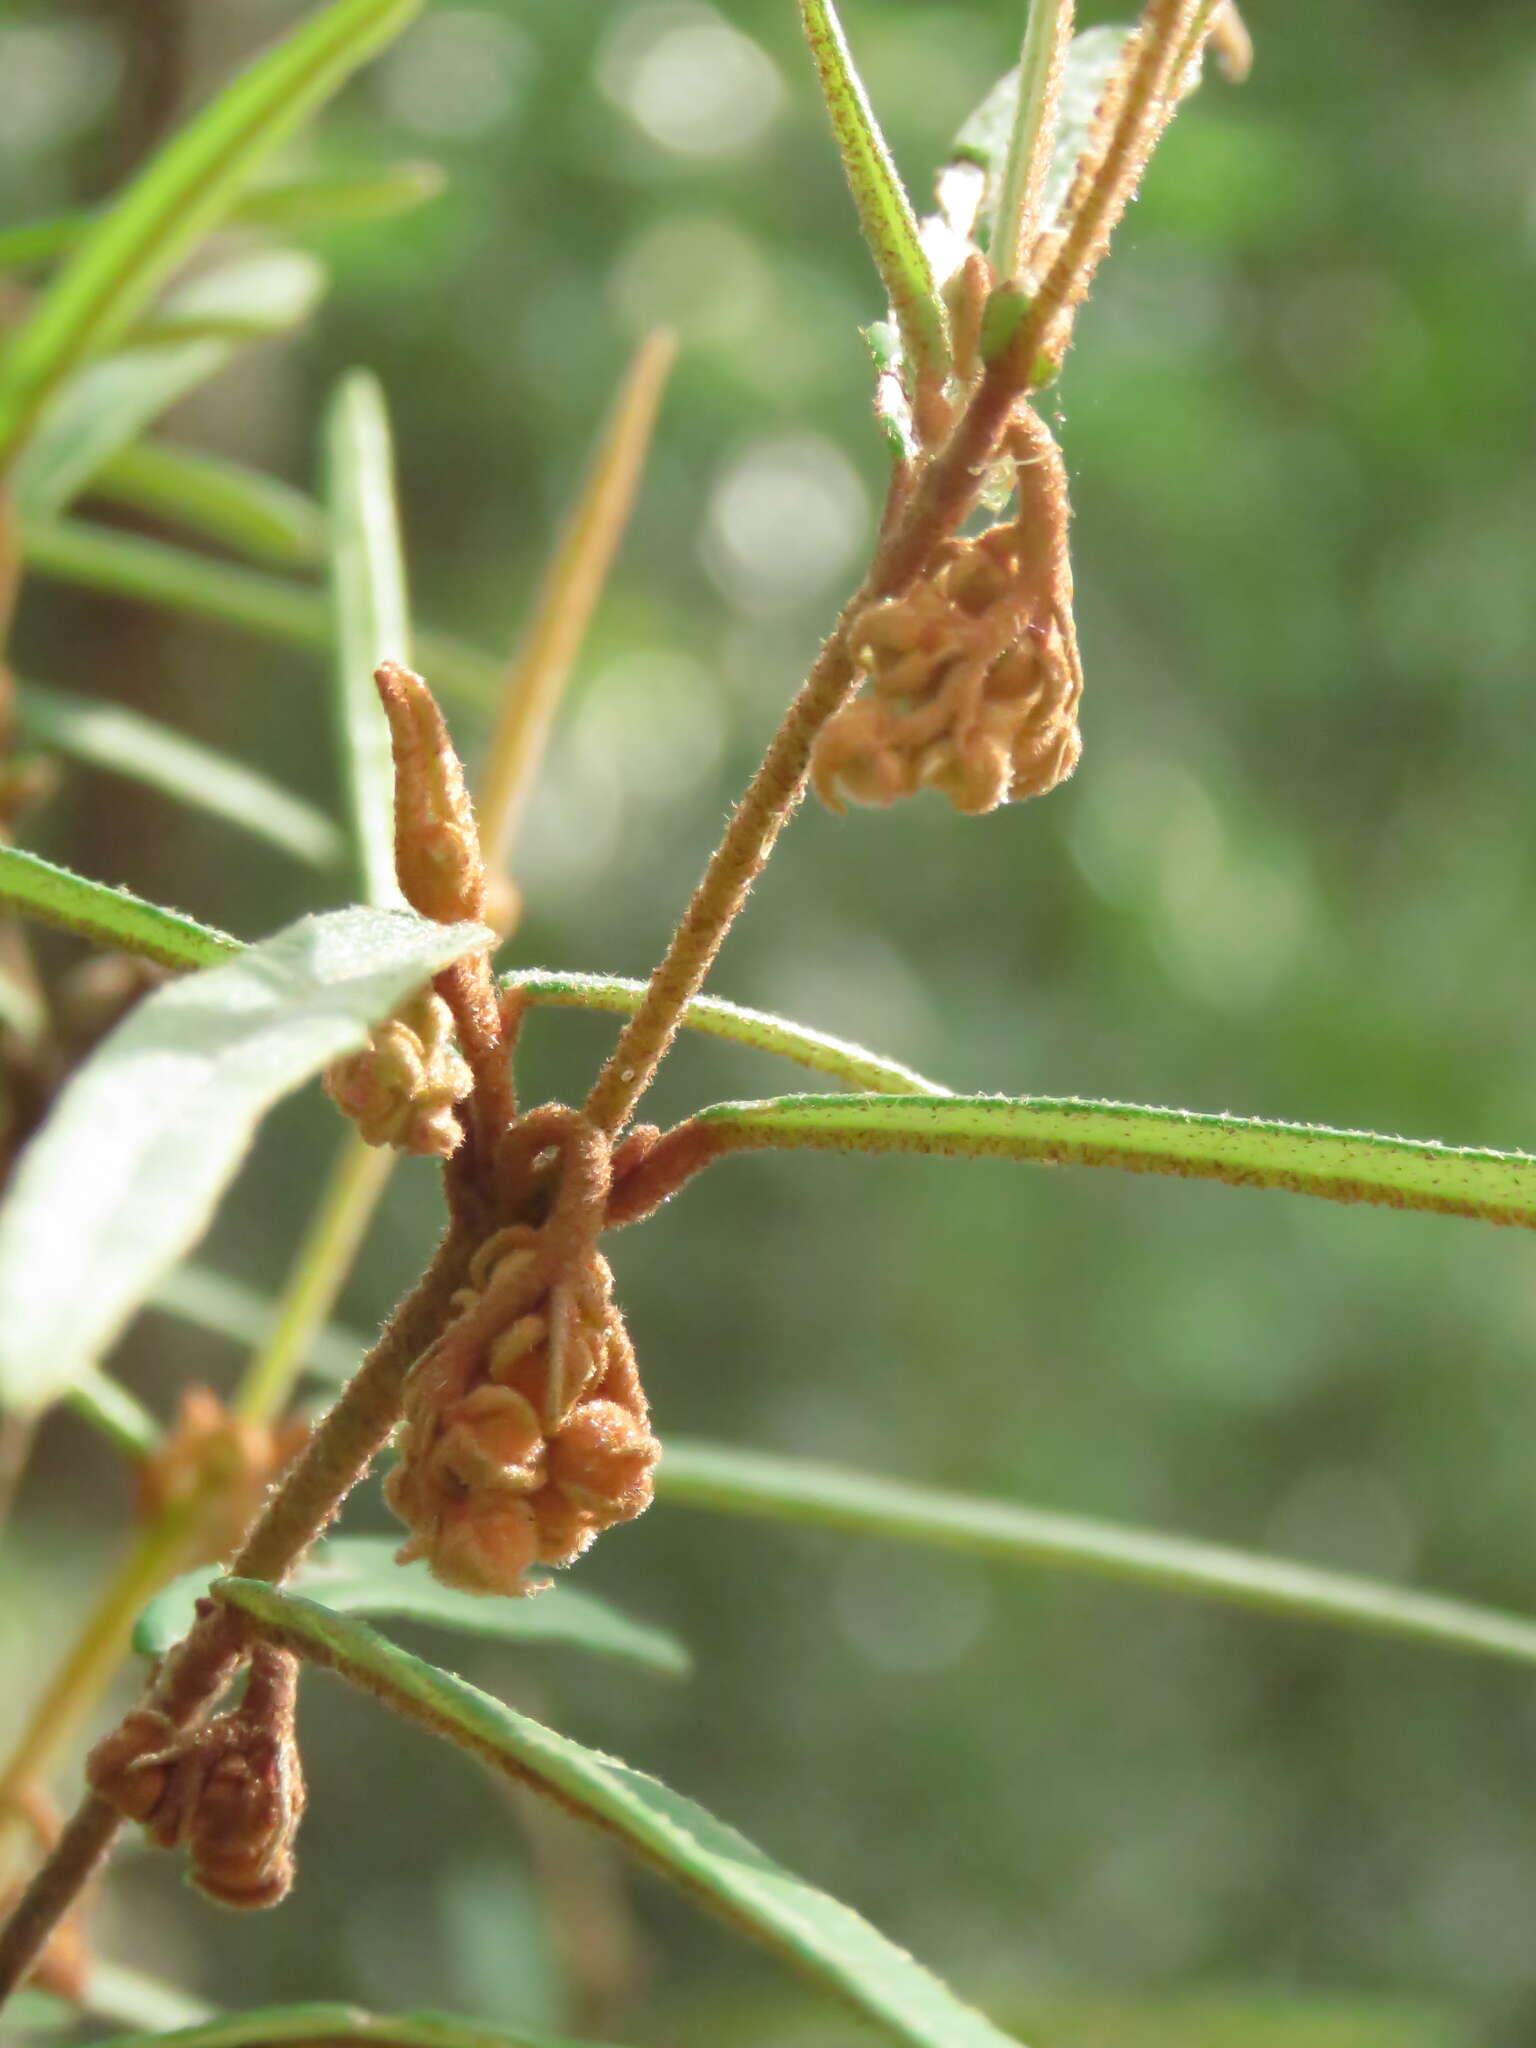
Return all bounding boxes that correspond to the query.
[325,370,411,906]
[149,1261,364,1381]
[990,0,1073,284]
[658,1441,1536,1670]
[222,1580,1025,2048]
[0,905,491,1417]
[121,252,329,348]
[137,1536,690,1677]
[89,442,328,567]
[691,1092,1536,1231]
[935,26,1131,265]
[4,1989,73,2033]
[231,158,449,231]
[17,679,345,870]
[82,1960,217,2033]
[11,251,326,518]
[0,0,423,468]
[798,0,949,385]
[0,845,239,969]
[88,2007,614,2048]
[504,968,948,1096]
[67,1367,162,1457]
[0,162,445,274]
[19,516,504,709]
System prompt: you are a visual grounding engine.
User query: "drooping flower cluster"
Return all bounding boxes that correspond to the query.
[323,987,472,1158]
[385,1108,659,1595]
[86,1649,305,1911]
[811,409,1082,817]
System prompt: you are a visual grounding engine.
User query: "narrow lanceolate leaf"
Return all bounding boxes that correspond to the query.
[0,845,238,969]
[18,679,345,870]
[690,1093,1536,1231]
[230,159,449,231]
[89,440,330,567]
[0,0,422,468]
[505,969,947,1096]
[659,1442,1536,1671]
[149,1261,364,1381]
[799,0,949,383]
[0,906,491,1416]
[325,370,411,906]
[137,1537,690,1679]
[934,27,1131,264]
[0,162,446,273]
[20,517,504,709]
[67,1368,163,1457]
[11,251,327,517]
[90,2006,614,2048]
[990,0,1074,284]
[221,1581,1024,2048]
[478,330,676,873]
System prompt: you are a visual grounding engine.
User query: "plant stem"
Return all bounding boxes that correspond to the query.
[993,0,1075,284]
[1001,0,1203,382]
[581,617,862,1138]
[233,1133,394,1426]
[0,1224,476,2005]
[579,290,1052,1144]
[0,1498,206,1869]
[477,330,675,878]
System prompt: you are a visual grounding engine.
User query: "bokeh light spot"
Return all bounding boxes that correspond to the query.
[702,433,868,614]
[375,9,535,140]
[598,4,784,159]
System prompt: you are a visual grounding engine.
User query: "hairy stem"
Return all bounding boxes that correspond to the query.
[0,1223,475,2005]
[0,1501,207,1878]
[579,310,1050,1143]
[1002,0,1202,381]
[581,618,861,1137]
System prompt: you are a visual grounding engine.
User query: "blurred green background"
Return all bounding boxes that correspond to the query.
[3,1,1535,2043]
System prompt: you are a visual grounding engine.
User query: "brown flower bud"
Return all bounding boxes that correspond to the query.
[387,1109,660,1597]
[811,403,1082,820]
[373,661,487,924]
[136,1389,309,1567]
[323,987,472,1157]
[86,1651,305,1912]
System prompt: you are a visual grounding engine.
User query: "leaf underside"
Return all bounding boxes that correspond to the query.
[0,906,490,1416]
[137,1538,690,1678]
[219,1581,1026,2048]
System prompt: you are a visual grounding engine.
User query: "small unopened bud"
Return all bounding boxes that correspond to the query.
[374,661,487,924]
[136,1388,308,1566]
[323,988,471,1157]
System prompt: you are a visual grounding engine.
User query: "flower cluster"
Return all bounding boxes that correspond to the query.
[86,1649,305,1911]
[386,1110,659,1596]
[812,410,1082,817]
[323,987,473,1158]
[136,1386,309,1566]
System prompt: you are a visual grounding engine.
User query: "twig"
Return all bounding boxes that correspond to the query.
[0,1223,476,2002]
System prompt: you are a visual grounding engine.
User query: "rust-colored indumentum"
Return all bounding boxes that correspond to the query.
[86,1647,305,1910]
[323,987,473,1158]
[387,1107,658,1594]
[812,408,1080,816]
